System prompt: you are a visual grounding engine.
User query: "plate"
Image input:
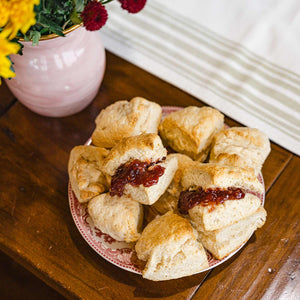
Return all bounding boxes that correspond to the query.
[68,106,265,275]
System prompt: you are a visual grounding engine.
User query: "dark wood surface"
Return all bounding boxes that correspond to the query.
[0,251,65,300]
[0,52,298,300]
[193,156,300,300]
[0,81,16,116]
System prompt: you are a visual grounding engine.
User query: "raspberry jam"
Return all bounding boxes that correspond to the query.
[110,158,166,197]
[178,187,245,214]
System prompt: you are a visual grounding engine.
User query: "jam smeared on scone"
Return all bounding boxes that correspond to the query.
[102,134,178,205]
[110,158,166,197]
[178,187,245,214]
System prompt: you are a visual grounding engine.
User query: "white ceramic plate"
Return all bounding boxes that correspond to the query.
[68,106,265,275]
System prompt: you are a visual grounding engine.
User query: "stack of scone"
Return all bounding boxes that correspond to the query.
[68,97,270,281]
[178,163,267,260]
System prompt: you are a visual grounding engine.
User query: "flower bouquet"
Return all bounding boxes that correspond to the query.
[0,0,146,83]
[0,0,146,117]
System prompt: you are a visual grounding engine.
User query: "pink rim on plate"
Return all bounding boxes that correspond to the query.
[68,106,265,276]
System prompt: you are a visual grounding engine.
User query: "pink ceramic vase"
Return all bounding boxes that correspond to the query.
[5,25,105,117]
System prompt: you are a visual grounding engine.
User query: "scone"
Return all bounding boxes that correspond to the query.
[91,97,162,148]
[135,211,209,281]
[101,133,178,205]
[210,127,271,175]
[159,106,224,161]
[179,163,264,231]
[152,153,193,214]
[68,145,109,203]
[199,207,267,260]
[88,193,143,242]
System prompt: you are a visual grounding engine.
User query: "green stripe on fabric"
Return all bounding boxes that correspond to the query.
[152,1,300,86]
[144,8,300,97]
[104,27,300,141]
[108,15,300,128]
[130,9,300,110]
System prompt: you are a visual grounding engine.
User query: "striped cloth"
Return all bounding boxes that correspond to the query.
[101,0,300,155]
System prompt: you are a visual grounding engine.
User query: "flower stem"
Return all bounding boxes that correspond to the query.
[62,19,71,30]
[101,0,114,4]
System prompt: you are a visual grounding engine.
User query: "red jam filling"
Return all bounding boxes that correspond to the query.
[178,187,245,214]
[110,158,166,197]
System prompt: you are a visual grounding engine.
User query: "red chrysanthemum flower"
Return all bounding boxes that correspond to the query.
[119,0,147,14]
[81,1,108,31]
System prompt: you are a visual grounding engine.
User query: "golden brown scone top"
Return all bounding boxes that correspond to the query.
[101,133,167,176]
[166,153,194,195]
[159,106,224,161]
[135,211,197,261]
[210,127,270,175]
[151,153,194,214]
[92,97,162,148]
[135,211,209,281]
[181,162,264,195]
[88,193,143,243]
[68,145,110,203]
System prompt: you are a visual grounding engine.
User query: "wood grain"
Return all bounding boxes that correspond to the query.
[0,251,66,300]
[0,52,211,299]
[0,107,207,299]
[192,156,300,300]
[0,52,295,299]
[262,143,292,192]
[0,81,16,116]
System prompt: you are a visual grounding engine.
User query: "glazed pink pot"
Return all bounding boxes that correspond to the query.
[5,26,106,117]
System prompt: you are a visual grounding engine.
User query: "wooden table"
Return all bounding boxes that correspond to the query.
[0,52,299,300]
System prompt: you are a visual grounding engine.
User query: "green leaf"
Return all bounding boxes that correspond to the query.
[40,27,49,35]
[8,56,15,74]
[34,2,42,13]
[70,10,82,24]
[19,0,84,44]
[74,0,84,12]
[31,31,41,46]
[38,14,65,36]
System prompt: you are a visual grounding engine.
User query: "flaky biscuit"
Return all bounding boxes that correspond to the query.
[122,155,178,205]
[159,106,224,161]
[68,145,109,203]
[210,127,270,175]
[180,163,264,231]
[135,212,209,281]
[88,193,143,242]
[101,133,167,176]
[181,162,264,195]
[198,207,267,259]
[92,97,162,148]
[188,193,262,231]
[152,153,193,214]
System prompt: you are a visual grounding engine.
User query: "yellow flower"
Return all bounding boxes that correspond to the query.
[0,0,39,84]
[0,35,20,83]
[0,1,10,28]
[0,0,39,39]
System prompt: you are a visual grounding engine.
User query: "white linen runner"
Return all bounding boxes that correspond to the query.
[100,0,300,155]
